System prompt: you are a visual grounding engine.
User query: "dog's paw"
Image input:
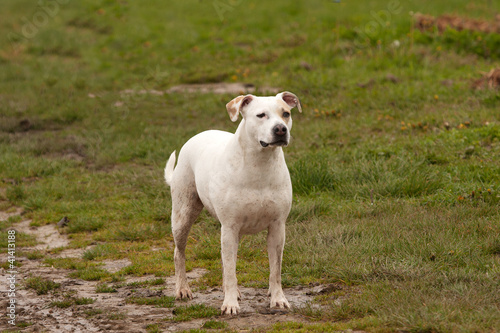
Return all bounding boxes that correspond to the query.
[270,293,290,309]
[221,302,240,315]
[175,287,193,300]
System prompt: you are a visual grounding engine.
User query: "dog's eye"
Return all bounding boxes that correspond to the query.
[283,112,290,118]
[257,113,266,118]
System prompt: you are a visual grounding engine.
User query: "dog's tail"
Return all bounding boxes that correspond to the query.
[164,151,176,187]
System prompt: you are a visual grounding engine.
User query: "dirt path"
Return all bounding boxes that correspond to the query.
[0,210,328,332]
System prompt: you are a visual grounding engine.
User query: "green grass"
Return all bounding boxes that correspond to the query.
[1,0,499,331]
[44,257,113,281]
[145,324,161,333]
[68,267,111,281]
[50,300,73,309]
[74,297,95,305]
[107,312,127,320]
[95,283,117,293]
[170,304,220,322]
[84,308,103,317]
[201,320,229,330]
[50,295,94,308]
[125,278,165,287]
[24,276,60,295]
[22,251,45,260]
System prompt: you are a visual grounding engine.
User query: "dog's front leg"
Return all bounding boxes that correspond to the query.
[220,225,240,315]
[267,222,290,309]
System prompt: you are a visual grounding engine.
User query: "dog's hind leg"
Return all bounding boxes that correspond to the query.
[171,185,203,300]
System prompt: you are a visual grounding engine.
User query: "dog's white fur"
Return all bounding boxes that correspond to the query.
[164,92,301,314]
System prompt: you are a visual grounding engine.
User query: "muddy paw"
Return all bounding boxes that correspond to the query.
[270,296,290,309]
[221,302,240,315]
[175,287,193,300]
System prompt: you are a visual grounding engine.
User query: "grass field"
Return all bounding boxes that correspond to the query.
[1,0,500,332]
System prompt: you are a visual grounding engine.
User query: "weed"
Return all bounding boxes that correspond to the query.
[25,276,60,295]
[146,324,161,333]
[15,321,32,328]
[82,243,118,260]
[201,320,228,329]
[96,283,117,293]
[7,214,23,224]
[6,185,26,203]
[84,309,103,317]
[50,296,94,308]
[22,251,45,260]
[107,312,127,320]
[74,297,95,305]
[125,278,165,287]
[68,267,110,281]
[170,304,220,322]
[50,300,73,309]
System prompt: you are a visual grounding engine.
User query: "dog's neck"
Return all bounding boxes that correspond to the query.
[233,120,283,163]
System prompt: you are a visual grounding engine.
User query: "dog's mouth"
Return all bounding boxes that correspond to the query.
[260,140,288,148]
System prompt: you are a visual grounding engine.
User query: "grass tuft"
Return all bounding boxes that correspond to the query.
[201,320,229,329]
[68,267,111,281]
[84,309,103,317]
[170,304,220,322]
[96,283,118,293]
[25,276,60,295]
[50,300,73,309]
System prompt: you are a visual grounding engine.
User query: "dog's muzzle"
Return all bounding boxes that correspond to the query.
[260,124,289,147]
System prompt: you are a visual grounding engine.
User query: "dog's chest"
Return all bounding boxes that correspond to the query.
[222,185,291,234]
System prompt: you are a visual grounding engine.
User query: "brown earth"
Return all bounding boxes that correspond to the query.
[414,13,500,34]
[472,68,500,90]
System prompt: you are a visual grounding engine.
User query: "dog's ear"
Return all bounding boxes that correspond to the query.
[278,91,302,113]
[226,95,254,122]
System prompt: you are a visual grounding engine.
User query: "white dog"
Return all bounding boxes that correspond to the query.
[164,91,301,314]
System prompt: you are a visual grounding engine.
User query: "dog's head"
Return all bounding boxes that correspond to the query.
[226,91,301,148]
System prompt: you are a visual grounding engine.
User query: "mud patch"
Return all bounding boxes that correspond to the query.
[14,219,69,250]
[415,13,500,34]
[472,68,500,90]
[117,82,281,97]
[1,210,334,332]
[165,82,280,95]
[0,207,23,223]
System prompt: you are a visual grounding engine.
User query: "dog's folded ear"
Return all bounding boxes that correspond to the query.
[278,91,302,113]
[226,95,254,122]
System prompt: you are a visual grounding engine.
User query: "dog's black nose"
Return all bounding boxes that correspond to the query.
[273,124,287,136]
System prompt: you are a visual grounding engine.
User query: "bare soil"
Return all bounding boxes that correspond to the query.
[116,82,281,97]
[1,210,332,332]
[472,68,500,90]
[414,13,500,34]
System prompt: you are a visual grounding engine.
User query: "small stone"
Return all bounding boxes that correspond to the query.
[300,61,313,71]
[465,146,475,156]
[385,74,399,83]
[57,217,69,227]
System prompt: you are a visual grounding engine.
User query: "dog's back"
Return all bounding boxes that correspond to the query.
[165,130,232,188]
